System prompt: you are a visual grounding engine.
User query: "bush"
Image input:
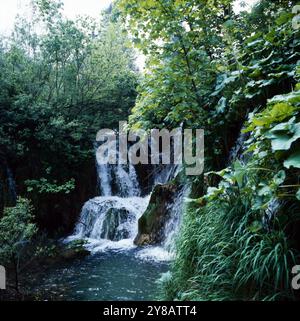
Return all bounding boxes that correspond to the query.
[0,197,37,291]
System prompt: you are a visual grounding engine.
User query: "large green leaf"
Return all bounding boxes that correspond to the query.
[284,151,300,169]
[250,103,295,129]
[269,92,300,105]
[268,117,295,132]
[268,103,295,121]
[275,12,293,26]
[233,161,246,188]
[273,170,286,185]
[268,123,300,151]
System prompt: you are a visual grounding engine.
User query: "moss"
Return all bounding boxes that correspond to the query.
[134,183,180,245]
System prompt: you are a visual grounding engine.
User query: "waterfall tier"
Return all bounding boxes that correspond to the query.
[67,148,185,261]
[71,196,149,248]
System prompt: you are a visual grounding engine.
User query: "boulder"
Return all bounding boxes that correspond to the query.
[60,247,90,261]
[101,208,132,241]
[134,183,179,246]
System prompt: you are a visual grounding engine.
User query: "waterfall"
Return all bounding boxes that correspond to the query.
[67,143,185,261]
[228,132,249,164]
[115,164,140,197]
[67,159,147,252]
[263,198,281,232]
[153,164,180,185]
[6,166,17,205]
[162,186,188,252]
[70,195,150,252]
[229,122,280,232]
[97,164,112,196]
[97,158,140,198]
[0,163,17,211]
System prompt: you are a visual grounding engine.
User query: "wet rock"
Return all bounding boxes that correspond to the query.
[134,183,180,246]
[60,247,90,261]
[42,240,90,263]
[61,239,90,260]
[101,208,132,241]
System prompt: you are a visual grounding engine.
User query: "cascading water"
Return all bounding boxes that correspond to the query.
[6,167,17,203]
[115,164,140,197]
[67,138,186,262]
[228,123,281,231]
[153,164,180,185]
[228,131,249,164]
[56,150,187,299]
[68,160,149,253]
[97,164,112,196]
[162,186,189,252]
[67,158,185,262]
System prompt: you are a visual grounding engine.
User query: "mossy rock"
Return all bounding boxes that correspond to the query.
[101,208,131,241]
[60,247,90,261]
[40,240,90,265]
[134,183,180,246]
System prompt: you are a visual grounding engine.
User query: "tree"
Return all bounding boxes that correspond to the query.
[0,198,37,292]
[0,0,138,233]
[119,0,300,301]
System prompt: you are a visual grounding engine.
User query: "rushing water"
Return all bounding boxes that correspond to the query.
[68,158,184,259]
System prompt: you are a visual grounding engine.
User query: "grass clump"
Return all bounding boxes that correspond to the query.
[163,196,298,301]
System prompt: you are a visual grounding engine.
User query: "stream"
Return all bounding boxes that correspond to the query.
[30,249,169,301]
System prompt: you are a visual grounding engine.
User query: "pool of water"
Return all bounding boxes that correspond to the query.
[29,249,169,301]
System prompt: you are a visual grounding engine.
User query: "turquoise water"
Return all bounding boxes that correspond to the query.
[31,249,169,301]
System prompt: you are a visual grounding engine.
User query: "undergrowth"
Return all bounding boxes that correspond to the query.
[162,197,298,301]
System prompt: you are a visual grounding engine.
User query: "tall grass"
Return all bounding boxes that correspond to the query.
[162,194,298,301]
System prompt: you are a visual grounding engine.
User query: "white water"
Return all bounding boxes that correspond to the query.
[5,165,17,204]
[153,164,180,185]
[115,164,140,197]
[67,195,150,253]
[97,164,112,196]
[68,154,185,262]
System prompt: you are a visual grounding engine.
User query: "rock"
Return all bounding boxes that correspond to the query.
[59,239,90,261]
[134,183,180,246]
[31,239,90,267]
[60,247,90,261]
[101,208,132,241]
[135,234,151,245]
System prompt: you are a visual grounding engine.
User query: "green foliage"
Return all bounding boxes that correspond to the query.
[114,0,300,301]
[244,88,300,176]
[119,0,299,171]
[25,178,75,194]
[0,0,299,300]
[164,199,297,301]
[284,151,300,169]
[0,198,37,263]
[0,1,137,229]
[164,83,300,300]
